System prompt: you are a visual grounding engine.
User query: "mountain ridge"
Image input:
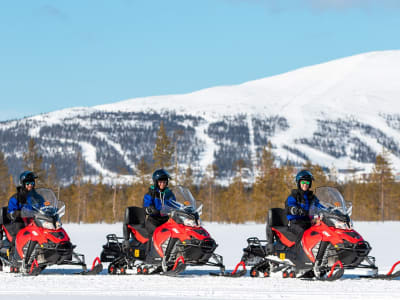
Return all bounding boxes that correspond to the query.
[1,50,400,184]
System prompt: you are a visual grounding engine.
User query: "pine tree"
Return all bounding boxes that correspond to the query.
[251,144,279,222]
[137,156,150,187]
[258,142,274,178]
[23,138,45,186]
[220,159,248,223]
[87,175,106,223]
[46,162,59,194]
[301,161,329,188]
[74,151,84,223]
[128,156,150,209]
[181,165,194,189]
[371,150,394,221]
[0,151,9,207]
[153,121,174,169]
[199,164,218,221]
[273,164,295,208]
[62,184,74,223]
[172,129,184,185]
[112,167,129,222]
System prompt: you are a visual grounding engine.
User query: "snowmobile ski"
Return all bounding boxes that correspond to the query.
[210,261,247,277]
[77,257,103,275]
[360,261,400,280]
[161,256,186,276]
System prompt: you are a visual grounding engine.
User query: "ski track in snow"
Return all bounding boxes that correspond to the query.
[1,222,400,299]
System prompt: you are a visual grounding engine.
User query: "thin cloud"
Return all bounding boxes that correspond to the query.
[305,0,400,11]
[40,5,68,21]
[224,0,400,12]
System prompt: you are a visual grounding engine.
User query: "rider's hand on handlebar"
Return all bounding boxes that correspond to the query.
[8,210,21,221]
[289,206,307,217]
[145,206,160,216]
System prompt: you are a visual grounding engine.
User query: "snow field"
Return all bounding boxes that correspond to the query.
[0,222,399,300]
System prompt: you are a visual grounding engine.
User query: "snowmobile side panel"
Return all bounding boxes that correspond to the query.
[271,228,295,248]
[127,225,149,244]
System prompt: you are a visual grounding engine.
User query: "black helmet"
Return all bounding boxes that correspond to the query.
[295,170,314,189]
[152,169,171,187]
[19,170,38,185]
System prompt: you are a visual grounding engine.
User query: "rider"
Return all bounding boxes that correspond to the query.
[143,169,177,236]
[7,171,44,259]
[285,170,323,239]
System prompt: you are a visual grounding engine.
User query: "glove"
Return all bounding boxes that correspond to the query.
[8,210,21,222]
[145,206,159,216]
[289,206,307,217]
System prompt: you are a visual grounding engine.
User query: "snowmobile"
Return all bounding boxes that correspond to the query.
[233,186,400,281]
[101,186,229,276]
[0,188,102,276]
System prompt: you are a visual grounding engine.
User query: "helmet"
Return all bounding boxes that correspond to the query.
[19,170,38,185]
[295,170,314,189]
[152,169,171,187]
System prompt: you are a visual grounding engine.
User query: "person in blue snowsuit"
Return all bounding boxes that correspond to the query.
[143,169,178,235]
[285,170,324,239]
[7,171,44,256]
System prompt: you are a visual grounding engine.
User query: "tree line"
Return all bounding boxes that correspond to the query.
[1,121,399,223]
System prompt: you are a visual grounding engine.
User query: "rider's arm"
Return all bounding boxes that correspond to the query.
[7,196,21,221]
[286,196,307,217]
[314,196,325,209]
[143,193,160,215]
[143,193,154,208]
[164,192,184,210]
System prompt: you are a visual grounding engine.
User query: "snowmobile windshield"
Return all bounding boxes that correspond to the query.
[160,185,202,217]
[159,186,202,227]
[313,187,353,229]
[314,187,351,215]
[21,188,65,219]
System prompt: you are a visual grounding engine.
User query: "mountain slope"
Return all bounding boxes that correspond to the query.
[1,50,400,184]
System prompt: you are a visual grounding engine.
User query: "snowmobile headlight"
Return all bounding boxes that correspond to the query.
[36,218,56,230]
[42,221,56,230]
[183,217,197,227]
[329,217,351,230]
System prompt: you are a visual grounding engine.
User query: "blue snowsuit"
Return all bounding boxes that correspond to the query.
[143,186,178,212]
[7,187,44,242]
[8,188,44,217]
[143,186,177,235]
[285,189,323,222]
[285,189,324,238]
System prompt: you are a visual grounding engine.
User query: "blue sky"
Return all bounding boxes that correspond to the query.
[1,0,400,121]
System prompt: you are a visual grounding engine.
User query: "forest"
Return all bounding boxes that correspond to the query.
[0,122,399,223]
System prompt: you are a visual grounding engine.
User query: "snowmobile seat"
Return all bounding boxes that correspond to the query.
[123,206,149,241]
[0,206,11,225]
[0,206,12,240]
[266,208,296,247]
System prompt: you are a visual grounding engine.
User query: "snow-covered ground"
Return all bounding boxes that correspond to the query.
[1,222,399,299]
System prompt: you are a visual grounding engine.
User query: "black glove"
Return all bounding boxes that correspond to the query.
[145,206,159,216]
[289,206,307,217]
[8,210,21,222]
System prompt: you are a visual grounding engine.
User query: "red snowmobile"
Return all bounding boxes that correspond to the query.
[0,188,102,275]
[233,187,400,280]
[101,186,228,276]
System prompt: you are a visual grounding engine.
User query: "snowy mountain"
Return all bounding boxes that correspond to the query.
[1,50,400,184]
